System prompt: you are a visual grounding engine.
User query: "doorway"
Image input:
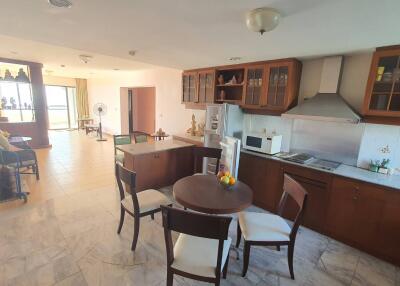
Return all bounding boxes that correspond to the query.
[45,85,78,130]
[127,87,156,134]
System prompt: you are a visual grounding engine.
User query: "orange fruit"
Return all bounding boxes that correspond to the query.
[229,177,236,185]
[217,171,224,179]
[224,171,230,177]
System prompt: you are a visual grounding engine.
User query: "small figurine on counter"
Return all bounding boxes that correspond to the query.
[186,114,197,136]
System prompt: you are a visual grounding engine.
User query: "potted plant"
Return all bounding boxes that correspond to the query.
[369,160,380,172]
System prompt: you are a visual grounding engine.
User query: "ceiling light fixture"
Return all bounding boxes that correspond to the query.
[128,50,136,56]
[246,7,281,35]
[229,57,242,61]
[48,0,72,8]
[60,64,66,68]
[79,54,93,64]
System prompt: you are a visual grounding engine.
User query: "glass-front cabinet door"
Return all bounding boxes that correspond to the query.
[198,70,215,103]
[364,47,400,116]
[182,72,197,103]
[244,65,264,106]
[265,64,289,108]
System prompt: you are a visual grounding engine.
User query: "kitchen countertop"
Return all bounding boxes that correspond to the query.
[172,134,204,145]
[241,149,400,190]
[117,140,193,156]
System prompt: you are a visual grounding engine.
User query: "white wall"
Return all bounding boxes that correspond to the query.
[87,67,205,135]
[43,75,76,87]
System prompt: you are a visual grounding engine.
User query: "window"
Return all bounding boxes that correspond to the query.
[45,85,78,129]
[0,81,35,122]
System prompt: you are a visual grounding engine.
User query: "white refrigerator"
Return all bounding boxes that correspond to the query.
[204,104,243,177]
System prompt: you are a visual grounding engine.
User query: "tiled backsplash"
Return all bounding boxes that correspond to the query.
[243,114,400,170]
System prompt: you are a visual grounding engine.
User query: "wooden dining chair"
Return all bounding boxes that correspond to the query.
[161,205,232,286]
[236,174,308,280]
[113,134,131,164]
[193,146,222,175]
[115,163,173,251]
[132,131,150,143]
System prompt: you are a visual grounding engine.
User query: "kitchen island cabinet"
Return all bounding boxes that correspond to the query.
[118,140,194,192]
[238,151,400,266]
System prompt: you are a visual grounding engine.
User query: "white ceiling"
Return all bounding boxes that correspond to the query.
[0,0,399,77]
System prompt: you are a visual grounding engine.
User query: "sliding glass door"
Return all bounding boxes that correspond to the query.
[45,85,77,130]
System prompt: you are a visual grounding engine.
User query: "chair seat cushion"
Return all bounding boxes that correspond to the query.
[115,153,124,163]
[238,212,291,242]
[172,234,231,278]
[121,189,172,214]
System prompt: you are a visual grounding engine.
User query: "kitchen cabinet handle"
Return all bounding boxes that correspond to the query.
[353,196,358,200]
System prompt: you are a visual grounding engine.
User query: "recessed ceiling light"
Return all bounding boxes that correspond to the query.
[128,50,136,56]
[229,57,242,61]
[48,0,72,8]
[113,68,120,71]
[60,64,66,68]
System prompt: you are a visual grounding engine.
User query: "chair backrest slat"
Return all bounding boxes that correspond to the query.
[277,174,308,240]
[193,146,222,175]
[113,135,132,155]
[161,205,231,239]
[161,205,231,279]
[115,163,140,212]
[132,131,149,144]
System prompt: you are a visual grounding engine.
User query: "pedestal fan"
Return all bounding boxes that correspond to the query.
[93,102,107,141]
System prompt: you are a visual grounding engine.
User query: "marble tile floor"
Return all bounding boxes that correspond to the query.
[0,130,399,286]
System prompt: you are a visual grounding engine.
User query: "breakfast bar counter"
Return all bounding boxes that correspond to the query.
[118,140,195,192]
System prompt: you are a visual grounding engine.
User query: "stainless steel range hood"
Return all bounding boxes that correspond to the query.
[282,56,361,123]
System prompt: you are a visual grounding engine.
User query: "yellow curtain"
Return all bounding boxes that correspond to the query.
[75,78,90,119]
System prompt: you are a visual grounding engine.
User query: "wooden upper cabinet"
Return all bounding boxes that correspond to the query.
[198,70,215,104]
[261,59,302,111]
[363,46,400,122]
[182,58,301,113]
[182,71,197,103]
[243,65,265,107]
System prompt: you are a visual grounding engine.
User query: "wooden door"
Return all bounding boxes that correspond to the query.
[363,47,400,116]
[244,65,265,106]
[379,190,400,265]
[352,183,385,250]
[326,177,358,242]
[132,87,156,134]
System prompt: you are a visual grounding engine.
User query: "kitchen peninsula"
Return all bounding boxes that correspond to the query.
[117,140,194,192]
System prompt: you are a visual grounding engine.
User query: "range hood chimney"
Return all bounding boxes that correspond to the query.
[282,56,361,123]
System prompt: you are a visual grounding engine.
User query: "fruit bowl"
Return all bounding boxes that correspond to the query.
[217,171,236,190]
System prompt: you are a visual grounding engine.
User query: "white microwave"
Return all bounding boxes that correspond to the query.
[243,132,282,155]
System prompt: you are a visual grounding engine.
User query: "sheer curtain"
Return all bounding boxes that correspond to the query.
[75,78,89,119]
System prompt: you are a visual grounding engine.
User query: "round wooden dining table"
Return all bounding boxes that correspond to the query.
[173,174,253,214]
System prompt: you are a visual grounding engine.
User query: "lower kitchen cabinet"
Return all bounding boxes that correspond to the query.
[238,152,281,212]
[281,164,332,232]
[327,176,398,265]
[238,152,400,266]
